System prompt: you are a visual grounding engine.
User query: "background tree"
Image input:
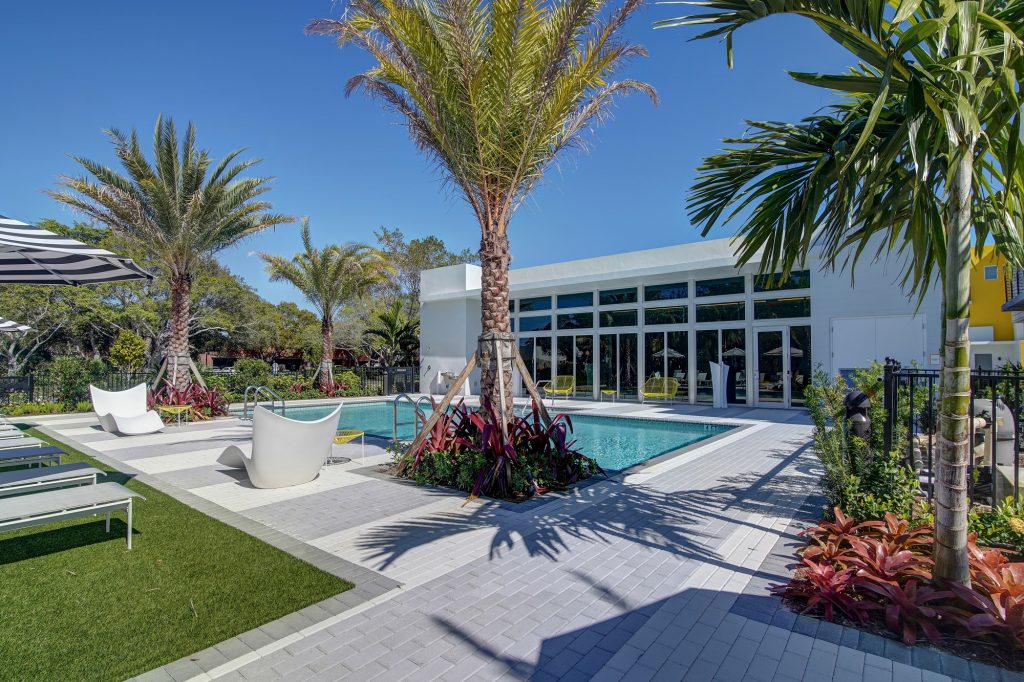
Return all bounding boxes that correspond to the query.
[50,115,292,388]
[374,227,476,314]
[364,300,420,367]
[308,0,655,419]
[662,0,1024,584]
[109,330,147,373]
[260,219,390,390]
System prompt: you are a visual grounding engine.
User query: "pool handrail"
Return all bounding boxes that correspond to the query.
[242,385,286,420]
[393,393,429,442]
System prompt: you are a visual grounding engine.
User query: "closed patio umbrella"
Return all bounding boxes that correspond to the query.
[0,215,151,285]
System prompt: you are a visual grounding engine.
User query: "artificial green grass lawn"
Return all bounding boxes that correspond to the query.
[0,428,353,682]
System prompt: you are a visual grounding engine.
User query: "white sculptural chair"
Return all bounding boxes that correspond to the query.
[90,383,165,436]
[217,404,342,489]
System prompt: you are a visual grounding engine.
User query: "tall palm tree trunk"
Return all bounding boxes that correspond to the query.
[168,274,192,390]
[478,230,514,420]
[935,146,974,586]
[320,316,334,391]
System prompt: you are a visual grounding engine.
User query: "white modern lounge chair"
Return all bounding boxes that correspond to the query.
[90,384,164,436]
[217,404,342,489]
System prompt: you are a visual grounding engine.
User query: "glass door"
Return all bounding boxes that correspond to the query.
[518,336,553,392]
[556,335,595,398]
[599,333,638,399]
[755,326,813,407]
[755,329,785,405]
[645,330,688,394]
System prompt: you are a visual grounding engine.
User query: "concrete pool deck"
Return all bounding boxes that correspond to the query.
[27,400,1021,682]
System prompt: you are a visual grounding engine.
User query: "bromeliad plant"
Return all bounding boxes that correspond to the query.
[777,507,1024,658]
[148,381,229,422]
[400,399,602,501]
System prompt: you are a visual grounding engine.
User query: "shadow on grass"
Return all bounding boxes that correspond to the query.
[355,442,816,573]
[0,518,135,564]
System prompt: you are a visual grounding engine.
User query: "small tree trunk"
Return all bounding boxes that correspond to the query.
[934,146,974,586]
[479,230,513,420]
[168,273,192,390]
[320,316,334,392]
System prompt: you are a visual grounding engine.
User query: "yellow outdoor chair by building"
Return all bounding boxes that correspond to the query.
[640,377,679,403]
[537,375,575,402]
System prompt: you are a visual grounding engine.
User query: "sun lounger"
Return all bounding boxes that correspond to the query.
[218,404,341,488]
[0,445,62,469]
[0,463,103,497]
[0,482,144,549]
[0,436,43,450]
[90,384,164,436]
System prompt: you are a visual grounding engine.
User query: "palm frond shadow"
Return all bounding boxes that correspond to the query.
[355,442,817,572]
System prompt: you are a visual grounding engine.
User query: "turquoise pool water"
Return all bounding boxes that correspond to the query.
[258,401,733,472]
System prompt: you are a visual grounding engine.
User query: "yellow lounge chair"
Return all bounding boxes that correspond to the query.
[640,377,679,403]
[537,375,575,401]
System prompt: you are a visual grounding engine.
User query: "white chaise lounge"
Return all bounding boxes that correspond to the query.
[0,436,43,450]
[217,404,342,489]
[90,383,164,436]
[0,463,103,497]
[0,482,143,549]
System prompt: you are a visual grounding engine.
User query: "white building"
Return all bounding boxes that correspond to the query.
[419,238,942,408]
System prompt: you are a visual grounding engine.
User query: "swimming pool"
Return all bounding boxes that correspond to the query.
[256,401,734,472]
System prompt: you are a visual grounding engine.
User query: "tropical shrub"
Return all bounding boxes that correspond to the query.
[400,399,601,500]
[226,359,272,394]
[45,356,104,407]
[971,498,1024,555]
[149,382,229,422]
[4,402,65,416]
[336,370,361,394]
[777,507,1024,659]
[804,366,917,521]
[109,330,147,372]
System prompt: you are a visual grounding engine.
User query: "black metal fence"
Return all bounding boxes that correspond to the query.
[341,366,419,395]
[882,358,1023,507]
[0,365,420,405]
[0,371,152,406]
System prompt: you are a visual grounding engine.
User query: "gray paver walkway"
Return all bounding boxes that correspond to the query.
[28,399,1024,682]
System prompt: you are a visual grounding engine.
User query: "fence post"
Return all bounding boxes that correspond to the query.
[28,374,34,403]
[385,367,392,396]
[882,357,898,456]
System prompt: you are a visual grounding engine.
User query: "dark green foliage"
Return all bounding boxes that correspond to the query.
[805,364,918,521]
[971,498,1024,555]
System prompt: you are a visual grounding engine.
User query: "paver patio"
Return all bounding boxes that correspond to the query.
[28,399,1024,682]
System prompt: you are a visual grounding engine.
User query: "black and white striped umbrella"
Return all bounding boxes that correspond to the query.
[0,215,151,285]
[0,317,30,333]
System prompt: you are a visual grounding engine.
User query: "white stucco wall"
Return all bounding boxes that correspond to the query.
[419,238,943,400]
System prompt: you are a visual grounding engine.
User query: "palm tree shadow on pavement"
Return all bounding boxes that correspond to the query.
[355,441,818,573]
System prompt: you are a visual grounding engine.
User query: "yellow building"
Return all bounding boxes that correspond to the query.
[970,244,1024,368]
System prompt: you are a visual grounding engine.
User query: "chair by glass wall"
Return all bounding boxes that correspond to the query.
[696,330,718,403]
[556,335,594,397]
[644,331,687,383]
[599,333,638,399]
[696,328,746,404]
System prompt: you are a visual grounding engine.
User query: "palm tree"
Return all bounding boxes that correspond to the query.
[365,301,420,368]
[307,0,655,419]
[50,115,292,389]
[260,219,390,391]
[661,0,1024,583]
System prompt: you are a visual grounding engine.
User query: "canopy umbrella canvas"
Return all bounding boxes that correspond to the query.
[658,347,685,359]
[721,347,746,357]
[765,346,805,358]
[0,215,151,285]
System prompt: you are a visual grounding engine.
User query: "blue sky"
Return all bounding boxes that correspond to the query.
[1,1,851,305]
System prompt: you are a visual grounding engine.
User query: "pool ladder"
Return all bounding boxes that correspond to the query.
[393,393,432,441]
[241,385,286,420]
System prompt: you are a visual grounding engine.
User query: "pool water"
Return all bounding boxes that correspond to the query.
[260,401,733,472]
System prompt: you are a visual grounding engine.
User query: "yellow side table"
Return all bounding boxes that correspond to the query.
[331,429,365,464]
[600,389,617,402]
[157,404,191,427]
